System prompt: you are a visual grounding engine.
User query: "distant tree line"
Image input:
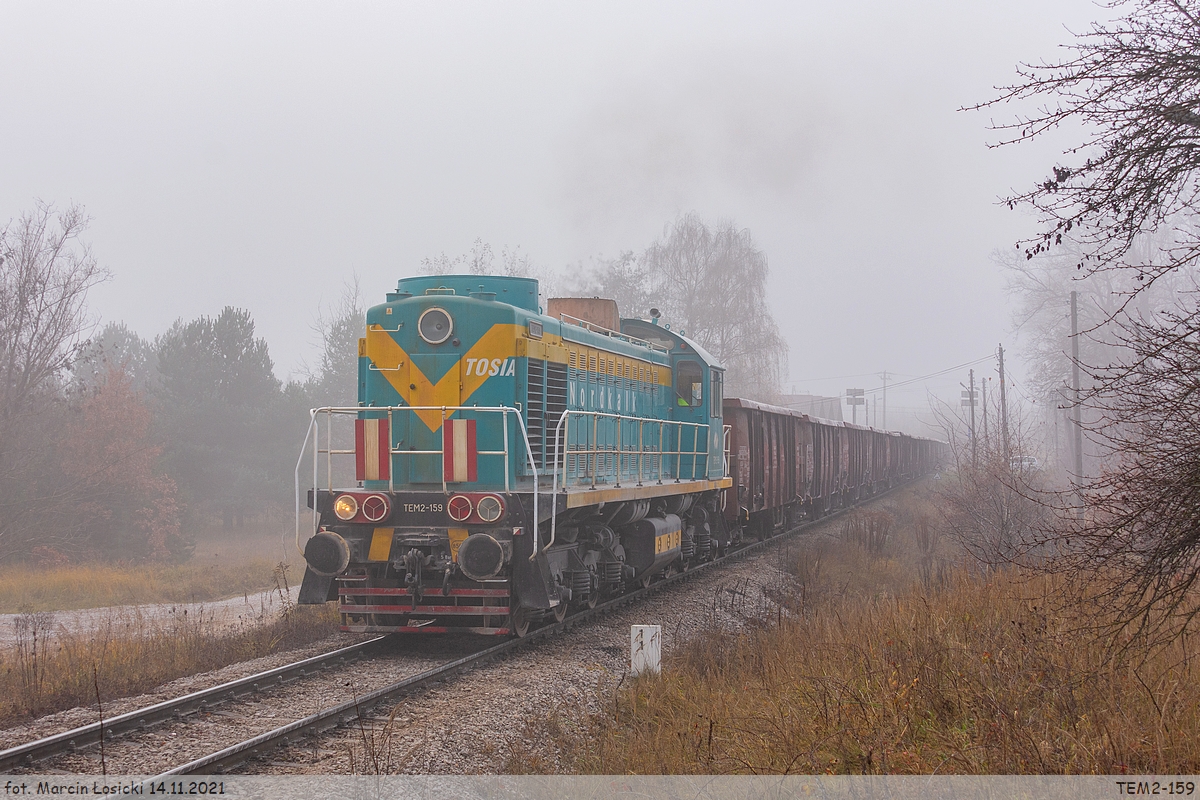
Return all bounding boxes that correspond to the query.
[0,202,362,564]
[0,203,784,566]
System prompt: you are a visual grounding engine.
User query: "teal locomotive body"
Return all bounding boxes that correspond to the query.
[298,275,732,635]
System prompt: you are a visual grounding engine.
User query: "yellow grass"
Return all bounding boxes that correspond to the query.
[3,592,340,725]
[0,521,343,725]
[526,492,1200,774]
[0,560,291,613]
[1,524,301,613]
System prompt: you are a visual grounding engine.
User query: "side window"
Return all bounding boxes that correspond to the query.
[710,371,723,416]
[675,361,703,407]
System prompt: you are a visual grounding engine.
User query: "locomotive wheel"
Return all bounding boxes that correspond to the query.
[551,601,568,623]
[585,591,598,610]
[508,600,533,638]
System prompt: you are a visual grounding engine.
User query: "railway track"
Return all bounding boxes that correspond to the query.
[0,637,387,773]
[4,484,912,776]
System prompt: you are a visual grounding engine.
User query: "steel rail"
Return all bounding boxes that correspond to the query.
[153,637,516,777]
[153,480,923,776]
[0,636,388,772]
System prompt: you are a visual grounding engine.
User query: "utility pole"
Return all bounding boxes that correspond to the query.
[1053,406,1060,472]
[981,375,989,448]
[1071,291,1083,481]
[998,343,1010,463]
[969,369,977,468]
[961,371,978,469]
[880,371,889,430]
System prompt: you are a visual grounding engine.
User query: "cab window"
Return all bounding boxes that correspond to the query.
[710,370,723,416]
[675,361,703,407]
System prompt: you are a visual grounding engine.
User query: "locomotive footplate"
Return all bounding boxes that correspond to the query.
[338,584,515,635]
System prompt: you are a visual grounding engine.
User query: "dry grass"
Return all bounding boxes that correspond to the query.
[544,491,1200,774]
[0,560,289,613]
[2,567,340,725]
[1,524,299,613]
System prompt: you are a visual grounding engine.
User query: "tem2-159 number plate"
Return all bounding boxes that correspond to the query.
[394,500,446,525]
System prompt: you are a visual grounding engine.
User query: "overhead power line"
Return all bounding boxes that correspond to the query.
[862,354,996,394]
[790,369,883,383]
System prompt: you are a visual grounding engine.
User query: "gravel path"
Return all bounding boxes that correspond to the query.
[0,587,300,650]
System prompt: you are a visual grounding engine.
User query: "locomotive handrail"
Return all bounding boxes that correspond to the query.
[556,312,670,354]
[544,409,713,558]
[295,405,541,557]
[723,423,732,490]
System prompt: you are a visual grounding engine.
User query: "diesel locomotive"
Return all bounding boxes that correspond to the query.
[296,273,943,636]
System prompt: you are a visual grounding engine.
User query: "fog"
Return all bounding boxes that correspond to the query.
[0,0,1103,425]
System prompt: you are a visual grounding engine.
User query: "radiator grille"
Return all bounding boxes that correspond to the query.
[525,357,568,471]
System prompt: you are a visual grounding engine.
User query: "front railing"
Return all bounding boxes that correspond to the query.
[303,405,534,494]
[295,405,724,562]
[294,405,540,556]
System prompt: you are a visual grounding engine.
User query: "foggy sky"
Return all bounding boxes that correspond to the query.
[0,1,1104,422]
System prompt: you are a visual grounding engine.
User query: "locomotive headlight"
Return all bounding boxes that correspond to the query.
[333,494,359,521]
[476,494,504,523]
[418,307,453,345]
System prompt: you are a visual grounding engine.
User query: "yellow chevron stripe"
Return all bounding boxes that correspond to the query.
[365,323,523,431]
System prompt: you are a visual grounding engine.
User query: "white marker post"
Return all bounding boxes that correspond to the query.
[630,624,661,676]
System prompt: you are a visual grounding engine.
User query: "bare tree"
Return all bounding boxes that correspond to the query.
[981,0,1200,641]
[419,238,560,306]
[0,202,108,559]
[1003,230,1200,478]
[1053,305,1200,644]
[420,238,495,276]
[0,203,107,434]
[977,0,1200,299]
[579,251,657,320]
[929,395,1050,568]
[586,213,788,398]
[305,277,365,408]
